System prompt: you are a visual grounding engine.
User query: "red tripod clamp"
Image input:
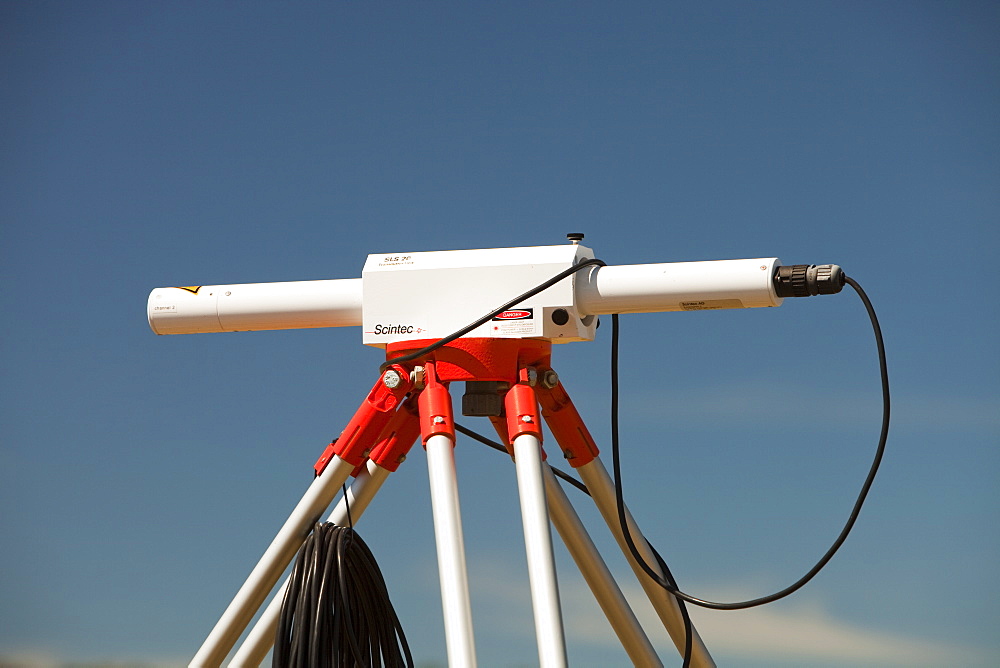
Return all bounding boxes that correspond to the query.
[418,361,455,445]
[505,368,546,461]
[313,364,413,475]
[367,395,422,472]
[535,371,600,468]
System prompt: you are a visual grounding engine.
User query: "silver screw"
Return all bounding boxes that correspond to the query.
[383,369,402,389]
[411,366,426,390]
[521,415,533,423]
[542,370,559,388]
[433,416,446,425]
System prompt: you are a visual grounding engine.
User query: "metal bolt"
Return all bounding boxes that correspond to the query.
[411,366,426,390]
[433,416,446,425]
[521,415,533,423]
[383,369,402,389]
[525,368,538,387]
[542,370,559,389]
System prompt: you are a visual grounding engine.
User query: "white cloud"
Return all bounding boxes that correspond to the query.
[681,601,979,667]
[468,562,993,667]
[0,651,187,668]
[560,579,991,667]
[0,650,63,668]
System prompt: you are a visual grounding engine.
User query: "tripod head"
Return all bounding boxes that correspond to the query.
[147,240,843,342]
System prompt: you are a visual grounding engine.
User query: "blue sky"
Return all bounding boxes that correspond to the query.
[1,1,997,666]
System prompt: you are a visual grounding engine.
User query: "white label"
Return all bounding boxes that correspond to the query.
[493,319,536,335]
[680,299,744,311]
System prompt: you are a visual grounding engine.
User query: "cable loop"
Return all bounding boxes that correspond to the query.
[610,276,890,613]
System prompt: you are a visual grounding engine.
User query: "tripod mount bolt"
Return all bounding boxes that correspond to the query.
[541,370,559,389]
[382,369,404,389]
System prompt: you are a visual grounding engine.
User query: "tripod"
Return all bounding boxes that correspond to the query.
[150,241,862,666]
[190,336,715,668]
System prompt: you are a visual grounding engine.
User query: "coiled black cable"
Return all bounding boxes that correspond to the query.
[274,523,413,668]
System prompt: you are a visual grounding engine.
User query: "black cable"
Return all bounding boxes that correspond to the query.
[649,544,692,668]
[274,523,414,668]
[607,313,692,666]
[454,422,592,496]
[342,483,354,528]
[609,275,890,611]
[379,257,606,372]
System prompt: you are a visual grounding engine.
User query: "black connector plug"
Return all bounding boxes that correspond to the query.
[773,264,845,298]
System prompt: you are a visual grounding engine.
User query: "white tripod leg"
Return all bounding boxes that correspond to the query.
[190,454,357,668]
[543,464,662,668]
[426,433,478,667]
[577,457,716,668]
[229,459,392,666]
[513,434,568,668]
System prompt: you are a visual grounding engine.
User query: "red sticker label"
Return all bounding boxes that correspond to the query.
[493,309,533,321]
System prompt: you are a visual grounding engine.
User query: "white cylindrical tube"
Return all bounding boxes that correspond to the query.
[575,257,782,315]
[147,278,363,335]
[513,434,568,668]
[147,257,784,336]
[426,434,478,667]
